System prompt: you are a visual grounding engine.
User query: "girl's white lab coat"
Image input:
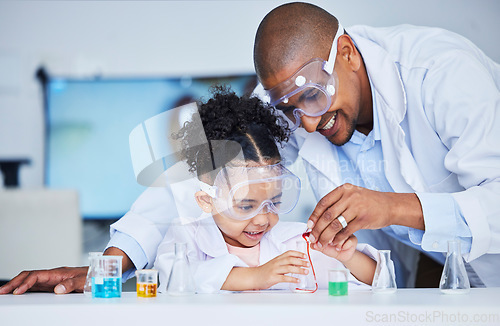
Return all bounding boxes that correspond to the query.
[153,214,376,293]
[111,24,500,287]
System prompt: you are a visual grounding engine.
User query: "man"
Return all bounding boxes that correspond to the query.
[253,2,499,287]
[2,2,498,294]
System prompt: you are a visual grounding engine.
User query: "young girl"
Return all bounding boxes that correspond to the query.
[154,88,378,293]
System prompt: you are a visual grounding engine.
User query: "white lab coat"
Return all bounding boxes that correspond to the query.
[153,214,375,293]
[111,24,500,286]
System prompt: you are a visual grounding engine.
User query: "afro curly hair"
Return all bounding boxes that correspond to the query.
[174,85,291,180]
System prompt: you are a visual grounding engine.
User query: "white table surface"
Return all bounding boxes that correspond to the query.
[1,288,499,326]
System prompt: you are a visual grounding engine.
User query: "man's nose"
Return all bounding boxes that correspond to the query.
[300,115,322,133]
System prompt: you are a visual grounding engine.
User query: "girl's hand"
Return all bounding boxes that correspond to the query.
[253,250,309,289]
[313,235,358,263]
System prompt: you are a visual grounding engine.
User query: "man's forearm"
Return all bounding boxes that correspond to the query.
[104,247,135,273]
[389,193,425,230]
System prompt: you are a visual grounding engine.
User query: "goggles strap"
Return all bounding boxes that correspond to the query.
[323,22,344,74]
[199,181,217,198]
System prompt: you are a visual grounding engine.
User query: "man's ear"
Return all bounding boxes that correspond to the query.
[338,35,361,71]
[195,191,213,213]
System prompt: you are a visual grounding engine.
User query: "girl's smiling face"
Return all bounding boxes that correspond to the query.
[211,207,279,248]
[196,162,282,248]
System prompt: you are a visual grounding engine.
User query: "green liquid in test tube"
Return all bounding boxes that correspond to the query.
[328,281,348,296]
[328,269,349,296]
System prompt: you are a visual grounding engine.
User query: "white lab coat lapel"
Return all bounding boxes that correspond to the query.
[352,33,429,193]
[193,213,231,258]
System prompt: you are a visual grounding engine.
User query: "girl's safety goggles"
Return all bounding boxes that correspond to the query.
[266,23,344,130]
[199,163,301,221]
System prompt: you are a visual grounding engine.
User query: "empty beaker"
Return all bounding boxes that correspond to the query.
[91,255,122,298]
[136,269,158,298]
[84,252,103,296]
[372,250,397,293]
[167,243,195,296]
[328,268,349,296]
[289,240,317,293]
[439,240,470,294]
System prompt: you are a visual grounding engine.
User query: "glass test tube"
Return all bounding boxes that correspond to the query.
[328,268,349,296]
[92,255,122,298]
[136,269,158,298]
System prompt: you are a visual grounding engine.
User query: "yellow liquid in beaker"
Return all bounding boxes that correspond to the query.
[137,283,157,298]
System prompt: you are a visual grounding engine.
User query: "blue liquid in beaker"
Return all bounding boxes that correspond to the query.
[92,277,122,298]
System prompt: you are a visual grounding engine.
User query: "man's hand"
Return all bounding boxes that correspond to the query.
[307,183,424,250]
[0,247,134,295]
[0,266,89,295]
[253,250,309,289]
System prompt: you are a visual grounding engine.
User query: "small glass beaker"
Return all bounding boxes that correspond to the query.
[439,240,470,294]
[136,269,158,298]
[372,250,397,293]
[91,255,122,298]
[328,268,349,296]
[167,243,195,296]
[289,240,317,293]
[84,252,103,296]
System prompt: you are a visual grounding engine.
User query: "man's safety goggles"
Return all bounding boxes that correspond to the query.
[199,163,301,221]
[266,23,344,130]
